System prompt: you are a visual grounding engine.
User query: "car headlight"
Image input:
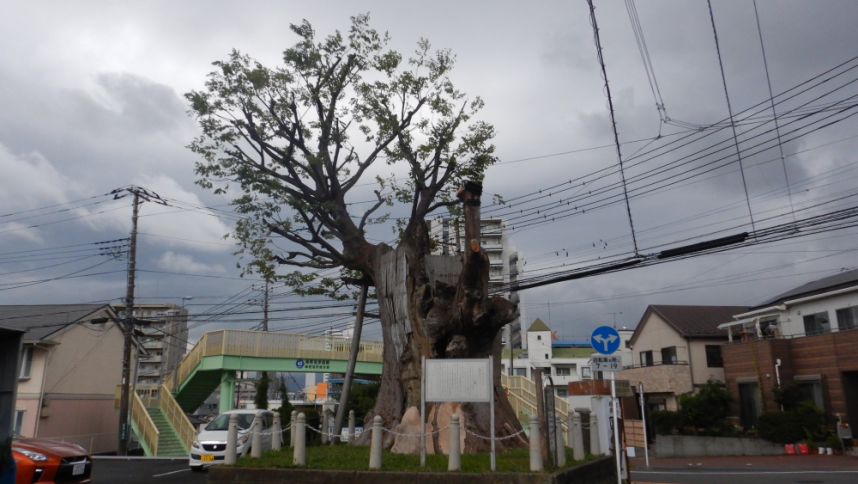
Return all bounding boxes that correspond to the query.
[192,440,201,449]
[238,434,249,445]
[12,447,48,462]
[73,444,87,453]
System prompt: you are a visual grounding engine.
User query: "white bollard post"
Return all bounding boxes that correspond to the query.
[530,414,543,472]
[224,413,239,465]
[369,415,383,470]
[251,411,263,458]
[294,413,306,465]
[272,413,282,451]
[590,413,601,456]
[290,410,297,447]
[321,409,329,444]
[572,412,585,461]
[555,415,566,467]
[448,414,461,471]
[348,410,355,444]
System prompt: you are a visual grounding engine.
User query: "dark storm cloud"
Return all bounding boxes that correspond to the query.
[2,0,858,342]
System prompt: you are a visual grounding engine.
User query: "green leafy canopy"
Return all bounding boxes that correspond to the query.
[186,13,499,297]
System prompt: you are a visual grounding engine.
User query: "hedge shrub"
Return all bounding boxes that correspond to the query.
[757,402,826,443]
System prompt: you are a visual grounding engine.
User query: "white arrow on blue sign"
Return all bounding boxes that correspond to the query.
[591,326,621,355]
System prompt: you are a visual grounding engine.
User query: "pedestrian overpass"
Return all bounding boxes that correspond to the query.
[123,329,383,456]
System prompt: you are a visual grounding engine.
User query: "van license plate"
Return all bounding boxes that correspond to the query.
[72,463,85,475]
[201,454,214,462]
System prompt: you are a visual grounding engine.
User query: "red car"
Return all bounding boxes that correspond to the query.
[12,439,92,484]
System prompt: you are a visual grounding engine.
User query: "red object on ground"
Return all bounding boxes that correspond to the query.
[798,443,810,454]
[785,444,796,454]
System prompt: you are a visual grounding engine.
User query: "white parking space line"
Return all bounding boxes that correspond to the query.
[153,468,191,477]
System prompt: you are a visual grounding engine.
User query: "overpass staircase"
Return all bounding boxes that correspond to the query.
[122,329,384,456]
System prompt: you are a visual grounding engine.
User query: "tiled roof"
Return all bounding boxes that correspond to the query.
[753,268,858,309]
[638,304,750,340]
[0,305,113,342]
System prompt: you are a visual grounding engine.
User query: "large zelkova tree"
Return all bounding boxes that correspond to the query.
[186,14,522,452]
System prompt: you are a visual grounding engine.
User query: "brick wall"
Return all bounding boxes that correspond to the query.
[722,329,858,423]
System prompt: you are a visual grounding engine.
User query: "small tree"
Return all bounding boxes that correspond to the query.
[346,382,381,422]
[254,372,270,410]
[774,383,806,411]
[678,380,733,433]
[278,376,288,400]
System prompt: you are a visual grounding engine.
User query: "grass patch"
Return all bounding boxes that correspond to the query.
[235,445,596,473]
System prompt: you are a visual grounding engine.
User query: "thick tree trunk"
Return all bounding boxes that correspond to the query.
[356,182,526,452]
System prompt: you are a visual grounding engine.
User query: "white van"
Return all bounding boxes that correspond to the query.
[189,409,277,471]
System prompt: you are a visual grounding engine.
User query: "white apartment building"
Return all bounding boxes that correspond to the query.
[500,319,594,397]
[429,217,526,348]
[113,302,189,386]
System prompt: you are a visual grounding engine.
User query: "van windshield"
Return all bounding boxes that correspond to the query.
[206,413,255,431]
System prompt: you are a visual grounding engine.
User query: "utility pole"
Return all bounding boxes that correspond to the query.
[331,283,368,445]
[117,191,139,456]
[112,186,166,456]
[262,282,269,332]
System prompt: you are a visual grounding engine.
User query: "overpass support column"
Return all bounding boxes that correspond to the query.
[219,371,236,413]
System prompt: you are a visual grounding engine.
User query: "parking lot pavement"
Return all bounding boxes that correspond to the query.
[91,457,207,484]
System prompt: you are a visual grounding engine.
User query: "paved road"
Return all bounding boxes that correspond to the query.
[631,468,858,484]
[91,458,207,484]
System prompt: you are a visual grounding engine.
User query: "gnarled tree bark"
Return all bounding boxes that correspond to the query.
[356,181,526,452]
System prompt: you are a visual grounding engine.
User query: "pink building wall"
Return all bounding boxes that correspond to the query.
[36,398,118,454]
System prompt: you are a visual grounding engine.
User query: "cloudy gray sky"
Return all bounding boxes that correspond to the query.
[2,0,858,345]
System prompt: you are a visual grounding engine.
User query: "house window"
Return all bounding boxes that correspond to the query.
[544,354,549,360]
[795,377,825,410]
[14,410,25,436]
[556,387,568,397]
[661,347,677,365]
[537,335,541,341]
[582,367,592,379]
[555,367,572,376]
[513,368,526,376]
[803,311,831,335]
[836,307,858,331]
[705,345,723,368]
[19,346,34,379]
[738,382,761,428]
[640,350,653,367]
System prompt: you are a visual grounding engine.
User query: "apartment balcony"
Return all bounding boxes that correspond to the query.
[489,275,504,283]
[489,259,504,267]
[618,361,692,395]
[483,244,503,251]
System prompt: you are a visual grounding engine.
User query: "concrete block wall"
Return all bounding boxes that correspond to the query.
[656,435,785,457]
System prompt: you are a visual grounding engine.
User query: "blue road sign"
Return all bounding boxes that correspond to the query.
[296,358,305,369]
[591,326,621,355]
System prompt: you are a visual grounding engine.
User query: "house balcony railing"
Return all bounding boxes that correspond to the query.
[724,323,858,345]
[622,360,688,370]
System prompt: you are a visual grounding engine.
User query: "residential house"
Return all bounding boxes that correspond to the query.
[619,305,748,412]
[718,269,858,428]
[3,304,130,453]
